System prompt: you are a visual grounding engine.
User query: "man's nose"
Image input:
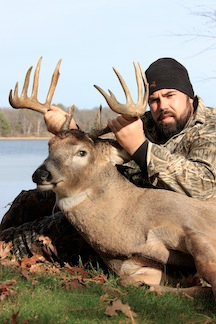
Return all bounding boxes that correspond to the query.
[158,97,169,110]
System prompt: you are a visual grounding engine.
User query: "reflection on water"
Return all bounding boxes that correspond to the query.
[0,140,49,220]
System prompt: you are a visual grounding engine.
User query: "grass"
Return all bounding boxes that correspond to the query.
[0,261,216,324]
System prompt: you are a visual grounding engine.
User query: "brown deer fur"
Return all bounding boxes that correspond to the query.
[32,129,216,298]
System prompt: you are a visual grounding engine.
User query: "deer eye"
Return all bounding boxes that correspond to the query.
[77,150,87,157]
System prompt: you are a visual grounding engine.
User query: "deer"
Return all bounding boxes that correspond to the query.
[9,57,216,299]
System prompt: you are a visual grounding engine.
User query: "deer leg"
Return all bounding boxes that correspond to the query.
[119,259,164,287]
[105,256,167,287]
[186,230,216,299]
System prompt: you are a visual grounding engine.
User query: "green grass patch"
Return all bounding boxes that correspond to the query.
[0,263,216,323]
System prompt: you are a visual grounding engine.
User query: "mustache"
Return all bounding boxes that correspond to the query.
[157,110,176,121]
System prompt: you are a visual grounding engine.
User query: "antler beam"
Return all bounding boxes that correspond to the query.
[94,62,149,118]
[9,57,61,114]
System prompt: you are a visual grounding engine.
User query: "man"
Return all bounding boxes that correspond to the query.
[45,58,216,200]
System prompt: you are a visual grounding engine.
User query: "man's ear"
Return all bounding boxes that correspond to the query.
[192,96,198,111]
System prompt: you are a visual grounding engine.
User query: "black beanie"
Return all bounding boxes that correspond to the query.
[145,58,194,99]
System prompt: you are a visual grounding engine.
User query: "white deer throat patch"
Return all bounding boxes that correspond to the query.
[57,190,91,213]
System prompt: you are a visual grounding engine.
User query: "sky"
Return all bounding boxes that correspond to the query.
[0,0,215,111]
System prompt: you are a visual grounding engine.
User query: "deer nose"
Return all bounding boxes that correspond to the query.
[32,167,51,184]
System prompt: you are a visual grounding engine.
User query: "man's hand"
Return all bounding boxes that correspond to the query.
[44,105,77,134]
[108,115,146,155]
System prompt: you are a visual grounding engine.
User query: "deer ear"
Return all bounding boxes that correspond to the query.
[109,144,131,166]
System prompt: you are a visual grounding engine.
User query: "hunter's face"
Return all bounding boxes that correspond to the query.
[149,89,194,139]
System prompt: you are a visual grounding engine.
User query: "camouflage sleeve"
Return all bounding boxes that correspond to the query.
[146,123,216,200]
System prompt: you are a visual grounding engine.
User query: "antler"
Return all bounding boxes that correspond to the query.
[9,57,62,114]
[94,62,149,118]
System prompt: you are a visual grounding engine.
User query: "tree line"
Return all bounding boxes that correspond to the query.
[0,104,117,137]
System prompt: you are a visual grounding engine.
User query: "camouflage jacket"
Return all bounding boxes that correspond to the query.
[121,96,216,200]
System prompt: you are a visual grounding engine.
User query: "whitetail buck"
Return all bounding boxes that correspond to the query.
[9,58,216,299]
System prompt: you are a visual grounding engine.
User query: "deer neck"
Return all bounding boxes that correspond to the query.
[56,189,92,213]
[56,163,133,215]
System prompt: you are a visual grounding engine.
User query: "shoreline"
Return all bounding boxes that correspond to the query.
[0,136,52,140]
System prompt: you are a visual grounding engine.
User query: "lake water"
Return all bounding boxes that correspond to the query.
[0,139,49,220]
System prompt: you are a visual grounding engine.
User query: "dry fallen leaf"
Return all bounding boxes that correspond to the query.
[83,273,107,284]
[21,254,46,268]
[0,241,12,259]
[66,265,90,277]
[104,299,138,319]
[62,277,85,290]
[0,278,17,301]
[0,254,19,267]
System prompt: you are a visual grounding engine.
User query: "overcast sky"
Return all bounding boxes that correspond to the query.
[0,0,215,110]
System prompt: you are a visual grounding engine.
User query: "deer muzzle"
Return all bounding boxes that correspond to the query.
[32,166,53,190]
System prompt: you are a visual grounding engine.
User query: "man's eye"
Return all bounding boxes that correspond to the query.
[149,98,157,104]
[77,150,87,157]
[167,92,176,98]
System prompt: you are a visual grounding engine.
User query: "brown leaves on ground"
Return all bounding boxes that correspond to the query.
[103,296,138,321]
[0,241,12,259]
[0,249,139,321]
[0,239,211,322]
[61,263,108,292]
[0,278,16,301]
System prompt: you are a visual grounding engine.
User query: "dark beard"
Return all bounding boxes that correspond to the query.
[155,108,192,143]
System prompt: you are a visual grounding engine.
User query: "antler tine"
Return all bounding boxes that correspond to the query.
[94,62,149,118]
[9,65,33,109]
[88,104,112,139]
[112,66,133,105]
[21,65,33,97]
[137,62,149,109]
[60,104,76,131]
[46,58,62,107]
[93,104,103,129]
[31,57,42,101]
[9,57,62,115]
